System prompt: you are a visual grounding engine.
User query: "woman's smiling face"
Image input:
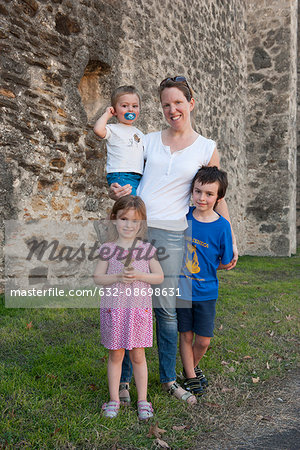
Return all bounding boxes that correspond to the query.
[160,87,195,130]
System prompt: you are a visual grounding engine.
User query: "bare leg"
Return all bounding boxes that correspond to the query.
[129,348,148,402]
[107,349,125,402]
[193,335,211,367]
[179,331,196,378]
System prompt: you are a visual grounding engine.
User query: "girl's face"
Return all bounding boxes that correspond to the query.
[113,93,140,125]
[114,208,142,241]
[160,87,195,131]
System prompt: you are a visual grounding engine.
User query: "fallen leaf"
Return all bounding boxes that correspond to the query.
[260,415,273,422]
[154,438,170,448]
[273,353,283,361]
[242,311,248,315]
[231,360,240,365]
[241,281,249,284]
[266,362,270,370]
[252,377,260,383]
[51,427,61,436]
[226,349,235,353]
[204,402,222,408]
[228,366,235,372]
[147,422,167,439]
[46,374,57,379]
[243,355,252,360]
[26,321,33,329]
[172,425,190,431]
[273,320,281,324]
[88,384,98,391]
[218,324,223,330]
[274,305,280,312]
[221,360,229,366]
[286,315,295,321]
[240,324,246,328]
[221,387,233,393]
[266,330,274,337]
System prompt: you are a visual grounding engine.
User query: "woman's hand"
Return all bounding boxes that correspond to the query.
[109,182,132,200]
[226,244,238,270]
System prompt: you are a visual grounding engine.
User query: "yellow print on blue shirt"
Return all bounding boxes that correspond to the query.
[185,242,200,274]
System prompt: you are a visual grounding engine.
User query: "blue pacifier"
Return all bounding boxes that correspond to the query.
[124,112,136,120]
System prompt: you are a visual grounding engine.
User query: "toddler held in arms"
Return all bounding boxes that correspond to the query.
[93,86,144,196]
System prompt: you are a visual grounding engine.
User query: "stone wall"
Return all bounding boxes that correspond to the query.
[0,0,298,292]
[1,0,249,289]
[245,0,297,256]
[297,0,300,244]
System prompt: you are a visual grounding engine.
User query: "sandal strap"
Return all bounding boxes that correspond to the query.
[167,381,180,395]
[102,401,120,411]
[137,401,153,412]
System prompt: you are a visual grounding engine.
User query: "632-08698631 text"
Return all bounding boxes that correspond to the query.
[98,287,181,297]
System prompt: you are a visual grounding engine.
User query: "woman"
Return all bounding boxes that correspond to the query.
[110,76,238,405]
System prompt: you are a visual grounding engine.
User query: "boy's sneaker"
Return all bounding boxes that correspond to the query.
[182,377,204,396]
[194,366,209,388]
[183,366,209,388]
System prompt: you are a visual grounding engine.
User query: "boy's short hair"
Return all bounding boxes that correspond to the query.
[111,85,141,108]
[191,166,228,199]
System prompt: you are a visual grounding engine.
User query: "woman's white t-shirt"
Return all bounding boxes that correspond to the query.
[137,131,215,231]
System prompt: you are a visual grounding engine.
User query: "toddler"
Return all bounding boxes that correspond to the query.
[93,86,144,195]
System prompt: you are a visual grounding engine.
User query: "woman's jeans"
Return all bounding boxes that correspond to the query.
[120,227,185,383]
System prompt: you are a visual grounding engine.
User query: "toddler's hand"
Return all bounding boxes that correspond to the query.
[105,106,115,118]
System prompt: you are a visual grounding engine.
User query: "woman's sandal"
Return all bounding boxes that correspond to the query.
[137,401,154,420]
[182,377,204,396]
[102,400,120,418]
[119,383,131,405]
[164,381,197,405]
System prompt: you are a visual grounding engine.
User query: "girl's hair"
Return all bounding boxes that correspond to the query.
[107,195,147,241]
[159,77,194,102]
[191,166,228,199]
[111,85,141,108]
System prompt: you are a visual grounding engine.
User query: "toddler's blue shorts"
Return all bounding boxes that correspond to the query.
[176,298,217,337]
[106,172,142,196]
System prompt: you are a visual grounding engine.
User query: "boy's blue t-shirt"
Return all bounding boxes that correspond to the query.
[178,207,233,301]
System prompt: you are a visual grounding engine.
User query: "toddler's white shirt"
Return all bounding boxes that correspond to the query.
[105,123,144,174]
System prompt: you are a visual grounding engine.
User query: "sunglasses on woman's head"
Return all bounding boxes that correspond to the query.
[160,76,192,96]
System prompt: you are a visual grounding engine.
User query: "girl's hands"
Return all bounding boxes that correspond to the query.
[117,267,142,283]
[109,182,132,200]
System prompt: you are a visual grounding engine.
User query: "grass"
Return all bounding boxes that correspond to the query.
[0,252,299,449]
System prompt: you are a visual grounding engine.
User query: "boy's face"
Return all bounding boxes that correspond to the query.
[192,180,221,212]
[114,93,140,125]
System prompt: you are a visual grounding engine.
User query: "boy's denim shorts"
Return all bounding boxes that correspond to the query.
[176,298,217,337]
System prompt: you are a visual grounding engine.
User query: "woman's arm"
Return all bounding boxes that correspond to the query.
[208,148,238,269]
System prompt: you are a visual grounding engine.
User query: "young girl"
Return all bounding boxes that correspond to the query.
[93,86,144,196]
[94,195,164,419]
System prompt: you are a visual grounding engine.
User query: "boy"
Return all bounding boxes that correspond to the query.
[93,85,144,196]
[177,166,234,395]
